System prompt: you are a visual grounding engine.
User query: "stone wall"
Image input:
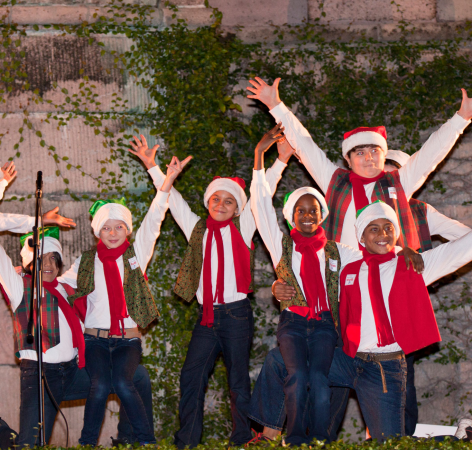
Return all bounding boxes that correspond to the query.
[0,0,471,445]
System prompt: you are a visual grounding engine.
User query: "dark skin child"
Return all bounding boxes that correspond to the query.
[292,194,322,238]
[273,218,424,301]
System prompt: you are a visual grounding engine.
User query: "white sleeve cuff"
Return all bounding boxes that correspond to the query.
[272,158,288,173]
[0,179,8,188]
[451,112,471,130]
[147,165,165,183]
[269,102,289,121]
[252,168,267,183]
[155,190,170,205]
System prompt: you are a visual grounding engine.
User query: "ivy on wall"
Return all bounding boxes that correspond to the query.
[1,0,472,442]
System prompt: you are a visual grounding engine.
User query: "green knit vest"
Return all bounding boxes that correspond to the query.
[67,245,159,329]
[174,216,255,303]
[275,236,341,327]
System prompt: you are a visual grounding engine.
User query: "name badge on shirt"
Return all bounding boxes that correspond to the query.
[388,187,397,199]
[128,256,140,270]
[345,274,356,286]
[329,258,338,272]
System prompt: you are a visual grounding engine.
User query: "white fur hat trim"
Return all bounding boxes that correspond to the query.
[342,131,388,157]
[282,187,329,228]
[21,237,63,268]
[204,178,247,214]
[355,201,400,247]
[91,203,133,238]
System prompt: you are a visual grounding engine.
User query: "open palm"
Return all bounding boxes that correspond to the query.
[128,134,160,169]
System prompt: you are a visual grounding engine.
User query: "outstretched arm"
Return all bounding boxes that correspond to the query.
[247,77,338,193]
[0,162,17,201]
[422,229,472,286]
[400,89,472,198]
[427,204,471,241]
[0,244,24,312]
[0,207,76,234]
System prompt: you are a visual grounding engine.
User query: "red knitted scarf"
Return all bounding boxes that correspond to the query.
[96,239,130,336]
[361,249,396,347]
[201,216,252,327]
[43,279,86,369]
[289,227,329,320]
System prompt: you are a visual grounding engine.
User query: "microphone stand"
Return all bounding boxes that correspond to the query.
[26,171,45,446]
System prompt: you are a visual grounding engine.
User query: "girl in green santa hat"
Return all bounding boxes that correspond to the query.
[60,154,191,446]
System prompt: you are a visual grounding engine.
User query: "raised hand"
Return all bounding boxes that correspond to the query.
[254,123,285,170]
[458,89,472,121]
[160,155,193,193]
[247,77,282,110]
[43,207,77,228]
[128,134,160,169]
[1,161,17,184]
[272,279,296,301]
[276,137,296,164]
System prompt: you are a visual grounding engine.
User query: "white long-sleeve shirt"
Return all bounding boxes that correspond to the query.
[427,203,471,239]
[270,102,471,249]
[147,159,287,304]
[355,230,472,353]
[0,213,35,234]
[0,243,77,363]
[250,168,363,308]
[59,190,170,329]
[0,177,8,201]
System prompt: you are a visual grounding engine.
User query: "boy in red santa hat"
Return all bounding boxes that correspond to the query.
[246,78,472,251]
[329,200,472,441]
[127,127,292,448]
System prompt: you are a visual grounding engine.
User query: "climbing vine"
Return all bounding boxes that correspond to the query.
[0,0,472,442]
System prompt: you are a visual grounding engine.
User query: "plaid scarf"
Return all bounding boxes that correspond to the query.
[409,199,432,253]
[323,168,420,249]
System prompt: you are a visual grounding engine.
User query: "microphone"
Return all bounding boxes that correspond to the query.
[36,171,43,191]
[36,171,43,199]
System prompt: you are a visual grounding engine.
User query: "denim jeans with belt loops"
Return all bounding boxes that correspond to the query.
[174,298,254,449]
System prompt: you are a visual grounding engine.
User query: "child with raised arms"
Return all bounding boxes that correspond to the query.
[59,154,190,446]
[127,129,292,448]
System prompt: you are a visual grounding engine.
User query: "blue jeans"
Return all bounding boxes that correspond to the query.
[174,299,254,449]
[405,354,418,436]
[277,311,337,445]
[316,354,418,439]
[328,348,407,441]
[248,346,351,441]
[79,335,155,445]
[17,358,152,447]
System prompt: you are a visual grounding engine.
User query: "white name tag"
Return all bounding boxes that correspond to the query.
[329,258,338,272]
[128,256,139,270]
[345,274,356,286]
[388,187,397,199]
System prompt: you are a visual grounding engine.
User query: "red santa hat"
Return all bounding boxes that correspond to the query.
[204,176,247,214]
[342,126,388,157]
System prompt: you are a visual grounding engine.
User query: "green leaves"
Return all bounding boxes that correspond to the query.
[1,1,471,442]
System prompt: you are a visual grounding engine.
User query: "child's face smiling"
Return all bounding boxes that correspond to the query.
[361,218,396,254]
[293,194,321,237]
[208,190,238,222]
[99,219,130,248]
